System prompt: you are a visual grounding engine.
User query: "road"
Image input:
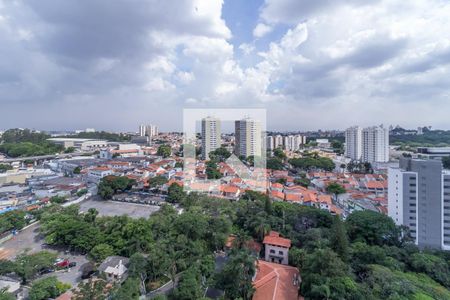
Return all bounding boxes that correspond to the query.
[0,223,87,287]
[0,198,161,287]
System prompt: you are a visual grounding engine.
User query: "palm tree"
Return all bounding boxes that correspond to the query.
[251,215,270,242]
[233,230,250,250]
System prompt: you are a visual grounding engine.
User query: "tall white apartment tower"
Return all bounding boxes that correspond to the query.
[345,126,362,160]
[201,117,221,160]
[234,118,262,158]
[139,124,146,137]
[266,136,275,151]
[362,125,389,163]
[139,124,158,137]
[388,158,450,250]
[274,135,283,149]
[146,125,159,137]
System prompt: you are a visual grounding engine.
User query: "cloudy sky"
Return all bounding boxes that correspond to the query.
[1,0,450,132]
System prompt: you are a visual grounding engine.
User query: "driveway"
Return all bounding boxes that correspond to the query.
[0,223,86,287]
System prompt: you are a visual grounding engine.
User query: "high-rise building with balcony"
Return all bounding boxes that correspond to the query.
[362,125,389,163]
[345,126,362,160]
[345,125,389,163]
[234,118,262,158]
[201,117,221,160]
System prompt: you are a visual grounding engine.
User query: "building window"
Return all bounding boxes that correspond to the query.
[270,249,275,254]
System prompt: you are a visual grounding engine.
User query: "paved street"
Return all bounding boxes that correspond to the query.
[0,199,159,287]
[0,223,87,287]
[79,198,160,218]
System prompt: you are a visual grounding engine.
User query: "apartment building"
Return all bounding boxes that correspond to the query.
[345,126,362,160]
[266,135,305,151]
[362,126,389,163]
[345,125,389,163]
[139,124,158,137]
[234,118,262,158]
[388,158,450,250]
[201,117,221,160]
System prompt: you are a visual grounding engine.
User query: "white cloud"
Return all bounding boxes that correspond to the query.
[1,0,450,130]
[253,23,272,38]
[239,43,255,55]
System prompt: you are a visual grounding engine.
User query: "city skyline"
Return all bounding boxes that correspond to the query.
[1,0,450,131]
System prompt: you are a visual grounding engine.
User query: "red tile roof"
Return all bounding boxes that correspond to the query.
[270,190,285,200]
[285,193,302,202]
[263,231,291,248]
[271,182,284,189]
[253,260,301,300]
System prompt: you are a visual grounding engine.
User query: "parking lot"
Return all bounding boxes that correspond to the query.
[79,198,161,218]
[0,198,161,287]
[0,223,87,287]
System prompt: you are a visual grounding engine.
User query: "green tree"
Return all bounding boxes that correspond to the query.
[157,144,172,158]
[273,148,286,160]
[330,216,350,262]
[167,183,186,204]
[294,177,311,188]
[112,277,140,300]
[0,164,12,173]
[289,247,306,269]
[50,195,67,204]
[98,182,114,199]
[276,178,287,185]
[73,166,81,174]
[346,210,402,246]
[64,146,75,153]
[409,252,450,287]
[148,176,168,189]
[89,243,114,262]
[29,276,70,300]
[0,210,27,234]
[206,160,222,179]
[215,249,256,300]
[289,156,335,171]
[73,278,109,300]
[266,157,284,170]
[0,260,16,275]
[0,290,15,300]
[301,248,350,299]
[173,267,203,300]
[443,156,450,169]
[128,253,148,295]
[15,251,57,283]
[77,188,88,197]
[83,207,98,224]
[326,183,346,203]
[209,147,231,162]
[97,176,135,199]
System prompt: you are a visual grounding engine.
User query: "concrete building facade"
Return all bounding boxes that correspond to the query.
[234,118,262,158]
[345,125,389,163]
[362,125,389,163]
[263,231,291,265]
[201,117,221,160]
[388,158,450,250]
[345,126,362,160]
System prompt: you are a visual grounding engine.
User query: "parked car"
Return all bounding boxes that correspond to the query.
[68,262,77,268]
[55,259,70,268]
[39,268,55,275]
